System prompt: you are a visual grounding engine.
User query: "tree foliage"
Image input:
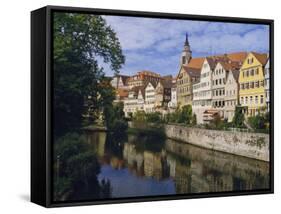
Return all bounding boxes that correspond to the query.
[53,13,125,135]
[248,113,269,132]
[53,133,112,201]
[164,105,193,125]
[232,106,245,128]
[103,102,128,135]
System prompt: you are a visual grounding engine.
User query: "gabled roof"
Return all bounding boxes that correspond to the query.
[226,52,247,63]
[162,75,173,80]
[251,52,268,66]
[158,78,173,88]
[205,57,217,70]
[144,81,157,89]
[182,65,201,77]
[186,52,247,70]
[119,75,130,85]
[116,88,129,99]
[187,57,205,69]
[232,69,240,82]
[130,86,145,98]
[217,60,241,71]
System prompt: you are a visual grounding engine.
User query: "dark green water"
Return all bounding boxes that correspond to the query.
[54,130,270,201]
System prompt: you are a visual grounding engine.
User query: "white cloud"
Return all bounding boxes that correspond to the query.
[101,15,269,76]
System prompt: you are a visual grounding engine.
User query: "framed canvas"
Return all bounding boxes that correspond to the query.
[31,5,274,207]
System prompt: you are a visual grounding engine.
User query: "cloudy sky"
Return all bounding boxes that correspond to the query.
[102,15,269,77]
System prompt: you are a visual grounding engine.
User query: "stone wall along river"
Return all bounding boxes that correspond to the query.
[164,124,269,162]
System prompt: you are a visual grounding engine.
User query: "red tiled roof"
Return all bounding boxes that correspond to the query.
[187,57,205,69]
[251,52,268,66]
[226,52,247,63]
[116,88,129,98]
[182,66,201,77]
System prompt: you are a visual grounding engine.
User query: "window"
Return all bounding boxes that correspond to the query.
[182,56,186,64]
[219,79,222,84]
[241,97,244,104]
[245,96,248,104]
[255,96,258,104]
[251,69,254,76]
[250,82,254,89]
[260,95,264,104]
[260,80,264,87]
[245,83,249,89]
[255,68,259,75]
[255,81,259,88]
[250,96,253,104]
[246,70,249,77]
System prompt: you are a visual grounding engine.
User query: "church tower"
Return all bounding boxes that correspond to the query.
[180,33,192,66]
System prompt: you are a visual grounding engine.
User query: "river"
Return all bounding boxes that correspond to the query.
[81,130,269,199]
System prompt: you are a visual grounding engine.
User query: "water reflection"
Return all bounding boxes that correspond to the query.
[84,131,269,198]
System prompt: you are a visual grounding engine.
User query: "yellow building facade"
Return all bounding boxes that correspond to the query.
[238,52,268,117]
[176,66,200,107]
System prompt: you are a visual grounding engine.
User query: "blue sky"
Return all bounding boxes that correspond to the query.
[102,15,269,77]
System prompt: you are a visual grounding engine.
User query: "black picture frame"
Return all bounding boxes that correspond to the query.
[31,5,274,208]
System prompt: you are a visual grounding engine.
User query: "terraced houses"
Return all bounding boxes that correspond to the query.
[111,35,270,123]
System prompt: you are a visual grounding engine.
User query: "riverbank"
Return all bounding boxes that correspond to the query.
[128,122,270,162]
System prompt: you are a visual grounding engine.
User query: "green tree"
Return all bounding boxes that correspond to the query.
[146,112,162,123]
[103,102,128,135]
[232,106,245,128]
[178,105,192,124]
[53,133,112,200]
[191,114,197,126]
[53,13,125,135]
[133,110,146,122]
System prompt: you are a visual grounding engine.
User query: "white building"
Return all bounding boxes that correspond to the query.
[264,58,270,112]
[192,57,216,124]
[111,74,130,89]
[212,61,227,117]
[123,86,145,117]
[224,69,240,122]
[144,82,157,113]
[168,81,177,110]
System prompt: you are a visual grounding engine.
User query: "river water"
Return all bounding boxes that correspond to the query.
[82,130,269,199]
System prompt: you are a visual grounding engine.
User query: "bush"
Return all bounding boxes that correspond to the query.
[165,105,193,125]
[145,112,162,123]
[248,114,268,131]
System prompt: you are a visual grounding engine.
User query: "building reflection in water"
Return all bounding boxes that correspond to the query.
[85,131,269,198]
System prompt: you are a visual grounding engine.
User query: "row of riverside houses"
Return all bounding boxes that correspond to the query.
[111,70,176,117]
[176,34,270,124]
[111,34,270,124]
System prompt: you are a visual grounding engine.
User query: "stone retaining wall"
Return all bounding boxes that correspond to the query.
[164,124,269,162]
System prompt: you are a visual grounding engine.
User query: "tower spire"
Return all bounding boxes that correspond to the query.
[184,32,189,46]
[180,32,192,66]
